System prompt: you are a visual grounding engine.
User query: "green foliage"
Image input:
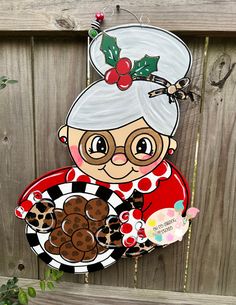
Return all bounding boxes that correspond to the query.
[100,33,121,67]
[130,55,160,78]
[27,288,36,298]
[0,76,18,90]
[0,268,64,305]
[44,268,64,284]
[0,277,19,305]
[39,280,46,292]
[18,289,28,305]
[47,282,55,290]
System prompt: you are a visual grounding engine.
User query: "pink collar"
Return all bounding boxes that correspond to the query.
[66,160,171,200]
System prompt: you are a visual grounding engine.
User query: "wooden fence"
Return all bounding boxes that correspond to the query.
[0,0,235,300]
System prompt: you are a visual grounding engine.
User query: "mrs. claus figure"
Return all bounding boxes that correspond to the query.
[16,24,192,260]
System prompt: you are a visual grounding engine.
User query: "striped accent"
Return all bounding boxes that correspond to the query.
[47,185,63,200]
[91,20,100,30]
[25,181,126,273]
[42,182,123,209]
[26,225,125,273]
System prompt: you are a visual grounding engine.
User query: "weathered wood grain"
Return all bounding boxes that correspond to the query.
[1,276,236,305]
[88,256,136,287]
[187,38,236,295]
[0,1,236,34]
[0,38,38,278]
[136,37,206,290]
[32,36,87,282]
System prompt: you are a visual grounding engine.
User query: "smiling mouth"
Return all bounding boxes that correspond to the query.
[99,166,138,180]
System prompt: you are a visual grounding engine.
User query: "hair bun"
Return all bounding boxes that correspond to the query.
[89,24,192,83]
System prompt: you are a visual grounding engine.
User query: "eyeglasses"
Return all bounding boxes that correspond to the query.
[79,128,163,166]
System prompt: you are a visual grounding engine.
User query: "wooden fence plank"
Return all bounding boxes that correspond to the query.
[0,1,236,34]
[1,277,236,305]
[0,38,38,278]
[136,37,206,290]
[33,36,87,282]
[88,258,136,287]
[187,37,236,296]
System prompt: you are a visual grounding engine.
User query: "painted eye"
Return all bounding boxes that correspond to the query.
[91,136,107,154]
[136,137,153,155]
[80,131,115,165]
[126,128,163,166]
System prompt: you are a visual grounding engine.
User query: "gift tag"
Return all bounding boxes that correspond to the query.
[145,202,199,246]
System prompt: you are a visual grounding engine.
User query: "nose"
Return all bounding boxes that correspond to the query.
[112,153,127,165]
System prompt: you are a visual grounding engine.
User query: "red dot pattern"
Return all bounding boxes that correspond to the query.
[115,190,125,200]
[67,168,75,181]
[138,178,152,191]
[119,182,133,192]
[96,181,110,188]
[15,209,22,218]
[121,223,132,234]
[124,237,136,248]
[21,200,33,211]
[153,161,167,177]
[33,191,42,200]
[77,175,91,183]
[120,211,129,222]
[132,209,142,220]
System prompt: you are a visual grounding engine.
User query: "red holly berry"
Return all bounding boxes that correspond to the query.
[105,68,119,84]
[95,12,104,22]
[116,58,132,75]
[117,74,133,90]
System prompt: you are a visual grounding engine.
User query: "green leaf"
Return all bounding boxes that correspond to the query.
[51,270,58,281]
[18,290,28,305]
[56,271,64,280]
[47,282,55,290]
[12,278,18,285]
[45,268,51,280]
[39,280,45,292]
[100,33,120,67]
[0,84,6,89]
[27,287,36,298]
[130,55,160,78]
[0,76,8,82]
[6,80,18,84]
[0,284,7,292]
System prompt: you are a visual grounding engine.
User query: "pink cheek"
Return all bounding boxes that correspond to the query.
[69,145,83,167]
[138,158,160,175]
[139,162,158,175]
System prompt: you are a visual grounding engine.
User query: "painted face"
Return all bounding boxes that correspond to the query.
[64,118,174,183]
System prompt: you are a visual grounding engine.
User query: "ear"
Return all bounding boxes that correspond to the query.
[58,125,68,141]
[169,138,177,150]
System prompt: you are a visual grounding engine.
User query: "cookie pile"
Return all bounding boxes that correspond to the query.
[44,195,109,263]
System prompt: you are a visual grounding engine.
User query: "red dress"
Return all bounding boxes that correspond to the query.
[16,160,190,220]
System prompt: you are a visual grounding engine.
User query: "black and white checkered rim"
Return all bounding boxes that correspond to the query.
[25,181,127,273]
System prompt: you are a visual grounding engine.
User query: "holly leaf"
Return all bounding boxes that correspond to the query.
[100,33,120,67]
[130,55,160,78]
